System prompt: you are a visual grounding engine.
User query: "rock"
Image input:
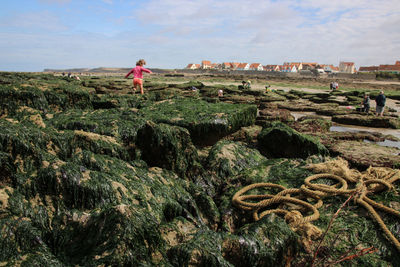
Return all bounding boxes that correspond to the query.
[224,125,263,146]
[257,108,294,124]
[257,122,329,158]
[290,118,332,133]
[328,140,400,168]
[206,140,267,181]
[139,98,257,146]
[137,121,201,177]
[1,72,400,266]
[332,115,400,129]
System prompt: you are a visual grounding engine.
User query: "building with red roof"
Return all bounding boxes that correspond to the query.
[249,63,264,71]
[339,62,356,73]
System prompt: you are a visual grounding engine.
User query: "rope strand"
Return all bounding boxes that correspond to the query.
[232,158,400,252]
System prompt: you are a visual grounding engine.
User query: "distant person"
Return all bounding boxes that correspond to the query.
[265,84,271,92]
[125,59,153,95]
[330,81,334,91]
[333,81,339,91]
[375,91,386,117]
[67,72,72,78]
[238,80,246,90]
[218,89,223,97]
[246,80,251,89]
[362,94,370,114]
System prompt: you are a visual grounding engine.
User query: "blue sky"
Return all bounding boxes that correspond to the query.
[1,0,399,71]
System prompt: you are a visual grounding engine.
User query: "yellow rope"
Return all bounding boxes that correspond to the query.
[232,158,400,252]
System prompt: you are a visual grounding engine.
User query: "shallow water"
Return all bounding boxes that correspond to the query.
[363,139,400,149]
[290,111,400,149]
[290,111,331,121]
[330,124,400,149]
[329,125,400,139]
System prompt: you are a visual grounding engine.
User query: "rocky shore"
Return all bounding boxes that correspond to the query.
[0,72,399,266]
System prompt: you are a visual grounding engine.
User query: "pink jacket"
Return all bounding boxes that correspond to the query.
[125,66,152,79]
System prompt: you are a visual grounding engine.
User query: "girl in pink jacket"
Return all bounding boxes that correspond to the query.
[125,59,152,95]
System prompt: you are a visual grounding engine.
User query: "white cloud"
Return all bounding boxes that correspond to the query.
[2,0,400,70]
[133,0,400,66]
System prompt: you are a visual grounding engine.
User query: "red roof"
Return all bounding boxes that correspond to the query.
[379,65,400,71]
[341,62,355,66]
[359,66,379,72]
[396,61,400,65]
[202,60,211,65]
[302,62,317,66]
[237,63,248,68]
[249,63,262,68]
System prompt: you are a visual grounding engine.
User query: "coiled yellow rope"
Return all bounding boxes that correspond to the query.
[232,158,400,251]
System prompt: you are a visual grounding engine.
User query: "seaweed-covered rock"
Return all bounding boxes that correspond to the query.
[167,218,298,267]
[167,230,233,266]
[290,118,332,133]
[0,81,93,116]
[2,72,400,266]
[48,108,147,148]
[174,80,204,90]
[332,114,400,129]
[220,94,257,104]
[277,100,318,111]
[258,93,287,103]
[136,121,201,177]
[328,140,400,168]
[206,140,267,180]
[257,108,294,124]
[0,85,48,115]
[200,84,241,98]
[1,147,218,265]
[139,98,257,146]
[230,216,299,267]
[224,125,262,146]
[257,122,329,158]
[91,94,143,109]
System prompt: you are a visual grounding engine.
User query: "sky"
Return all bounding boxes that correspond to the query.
[0,0,399,71]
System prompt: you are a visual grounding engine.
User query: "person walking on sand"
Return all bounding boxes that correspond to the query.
[375,91,386,117]
[125,59,152,95]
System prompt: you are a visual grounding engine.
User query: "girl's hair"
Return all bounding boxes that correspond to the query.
[136,59,146,66]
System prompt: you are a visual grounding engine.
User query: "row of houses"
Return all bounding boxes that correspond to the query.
[359,61,400,74]
[186,61,356,74]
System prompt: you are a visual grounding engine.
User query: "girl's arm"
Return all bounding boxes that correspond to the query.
[141,67,152,74]
[125,68,134,78]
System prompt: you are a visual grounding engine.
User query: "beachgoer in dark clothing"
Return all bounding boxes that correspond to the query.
[375,91,386,117]
[362,94,370,114]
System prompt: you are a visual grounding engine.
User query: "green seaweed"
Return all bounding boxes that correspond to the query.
[258,122,329,158]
